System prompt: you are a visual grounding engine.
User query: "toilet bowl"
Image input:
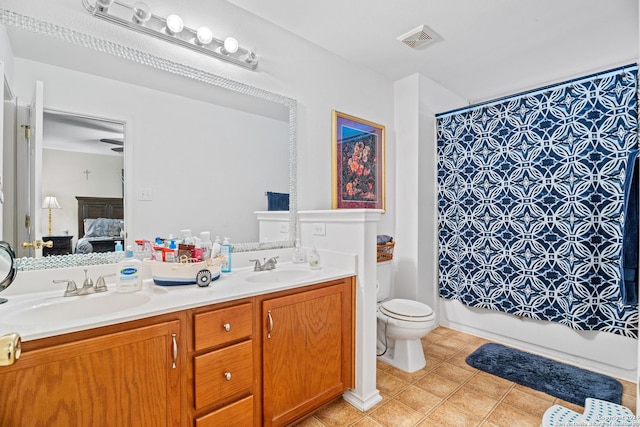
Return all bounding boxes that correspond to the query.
[376,261,435,373]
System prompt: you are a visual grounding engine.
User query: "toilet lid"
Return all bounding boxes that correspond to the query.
[380,299,434,322]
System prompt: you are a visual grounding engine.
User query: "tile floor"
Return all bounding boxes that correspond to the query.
[294,326,637,427]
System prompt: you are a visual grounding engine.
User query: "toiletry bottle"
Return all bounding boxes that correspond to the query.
[212,236,221,257]
[292,238,306,263]
[200,231,212,259]
[166,240,178,262]
[115,240,123,252]
[221,237,232,273]
[308,246,321,270]
[116,245,143,292]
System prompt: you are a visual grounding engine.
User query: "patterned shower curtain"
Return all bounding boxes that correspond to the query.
[436,64,639,337]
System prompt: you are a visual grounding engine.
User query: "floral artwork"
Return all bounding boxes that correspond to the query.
[332,111,385,210]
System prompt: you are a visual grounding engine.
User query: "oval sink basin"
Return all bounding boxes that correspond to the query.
[2,291,155,325]
[244,269,312,284]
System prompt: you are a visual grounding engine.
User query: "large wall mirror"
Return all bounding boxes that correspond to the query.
[0,9,297,270]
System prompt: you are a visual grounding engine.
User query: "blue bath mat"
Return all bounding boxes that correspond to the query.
[466,343,623,406]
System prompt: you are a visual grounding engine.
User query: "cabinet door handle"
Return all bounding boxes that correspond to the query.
[171,333,178,369]
[267,310,273,339]
[224,372,232,381]
[223,323,231,332]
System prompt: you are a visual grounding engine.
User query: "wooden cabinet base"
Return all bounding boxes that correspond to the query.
[195,395,254,427]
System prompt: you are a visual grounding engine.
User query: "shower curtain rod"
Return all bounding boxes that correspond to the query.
[436,62,638,119]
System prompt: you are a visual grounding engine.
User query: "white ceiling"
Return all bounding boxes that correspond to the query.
[226,0,639,103]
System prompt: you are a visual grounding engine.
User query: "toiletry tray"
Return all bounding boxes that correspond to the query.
[146,256,222,286]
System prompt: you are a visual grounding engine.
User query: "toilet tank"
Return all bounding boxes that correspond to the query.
[377,260,393,301]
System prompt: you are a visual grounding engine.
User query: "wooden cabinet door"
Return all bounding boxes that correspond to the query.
[262,279,354,427]
[0,320,181,427]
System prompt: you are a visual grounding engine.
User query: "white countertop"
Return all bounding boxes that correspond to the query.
[0,249,356,342]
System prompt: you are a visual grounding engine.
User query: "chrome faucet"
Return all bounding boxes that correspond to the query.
[54,271,115,297]
[249,256,279,271]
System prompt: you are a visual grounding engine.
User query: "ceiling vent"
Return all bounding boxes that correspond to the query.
[397,25,441,49]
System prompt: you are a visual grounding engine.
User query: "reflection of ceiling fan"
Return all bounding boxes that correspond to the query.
[100,138,124,153]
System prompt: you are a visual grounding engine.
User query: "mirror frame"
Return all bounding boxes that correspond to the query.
[1,9,297,270]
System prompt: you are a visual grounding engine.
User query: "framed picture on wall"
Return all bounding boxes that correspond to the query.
[332,110,385,211]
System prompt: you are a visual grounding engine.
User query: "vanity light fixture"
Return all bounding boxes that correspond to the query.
[131,1,151,25]
[95,0,114,12]
[82,0,259,70]
[165,14,183,36]
[221,37,238,55]
[195,27,213,46]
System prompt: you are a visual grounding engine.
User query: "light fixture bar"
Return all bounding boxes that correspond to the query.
[82,0,258,70]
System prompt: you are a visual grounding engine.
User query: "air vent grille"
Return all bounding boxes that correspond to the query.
[397,25,441,49]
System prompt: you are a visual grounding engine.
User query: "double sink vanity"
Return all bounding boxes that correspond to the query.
[0,249,356,426]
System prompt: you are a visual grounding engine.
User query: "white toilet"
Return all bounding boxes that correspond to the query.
[376,260,435,373]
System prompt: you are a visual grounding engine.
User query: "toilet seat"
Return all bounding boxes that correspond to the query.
[379,299,433,322]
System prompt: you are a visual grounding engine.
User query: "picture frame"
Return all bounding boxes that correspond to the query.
[332,110,385,211]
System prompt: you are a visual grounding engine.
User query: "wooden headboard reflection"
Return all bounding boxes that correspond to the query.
[76,196,124,238]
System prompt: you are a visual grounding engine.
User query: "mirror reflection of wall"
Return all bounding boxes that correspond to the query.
[41,111,124,252]
[12,54,290,249]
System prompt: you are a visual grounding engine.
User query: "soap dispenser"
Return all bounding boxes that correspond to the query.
[292,239,306,263]
[220,237,232,273]
[308,246,321,270]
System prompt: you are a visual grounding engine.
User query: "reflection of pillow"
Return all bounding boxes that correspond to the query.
[84,218,124,238]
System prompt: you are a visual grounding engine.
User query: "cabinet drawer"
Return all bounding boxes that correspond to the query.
[195,395,254,427]
[194,302,253,350]
[195,340,253,409]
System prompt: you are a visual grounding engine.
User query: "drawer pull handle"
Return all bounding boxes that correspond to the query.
[224,372,232,381]
[267,310,273,339]
[223,323,231,332]
[171,333,178,369]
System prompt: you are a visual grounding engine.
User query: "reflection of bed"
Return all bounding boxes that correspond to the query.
[75,196,124,253]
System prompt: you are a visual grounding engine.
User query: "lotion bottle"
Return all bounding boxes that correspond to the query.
[221,237,232,273]
[117,245,142,292]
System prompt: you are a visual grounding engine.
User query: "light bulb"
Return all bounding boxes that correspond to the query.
[165,14,184,36]
[221,37,239,55]
[95,0,114,12]
[244,49,259,66]
[195,27,213,46]
[132,2,151,25]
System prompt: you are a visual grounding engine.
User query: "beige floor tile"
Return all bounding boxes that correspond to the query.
[424,343,460,361]
[485,402,543,427]
[445,351,477,370]
[427,400,486,427]
[376,369,410,397]
[291,415,328,426]
[395,384,444,414]
[511,383,555,404]
[414,372,461,398]
[622,392,637,413]
[313,398,365,426]
[431,362,475,384]
[501,388,554,418]
[464,373,513,401]
[351,416,386,427]
[620,378,637,398]
[369,400,424,427]
[376,359,392,371]
[446,386,499,419]
[415,418,446,427]
[384,365,430,384]
[553,398,583,412]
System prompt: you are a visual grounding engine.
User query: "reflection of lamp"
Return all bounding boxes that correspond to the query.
[42,196,61,236]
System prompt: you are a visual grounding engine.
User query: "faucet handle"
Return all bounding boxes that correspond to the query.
[95,273,115,293]
[54,279,78,297]
[249,259,263,271]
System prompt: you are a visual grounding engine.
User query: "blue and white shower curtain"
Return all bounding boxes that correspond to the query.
[437,65,639,337]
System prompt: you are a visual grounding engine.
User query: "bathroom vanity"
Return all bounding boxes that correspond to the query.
[0,264,355,427]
